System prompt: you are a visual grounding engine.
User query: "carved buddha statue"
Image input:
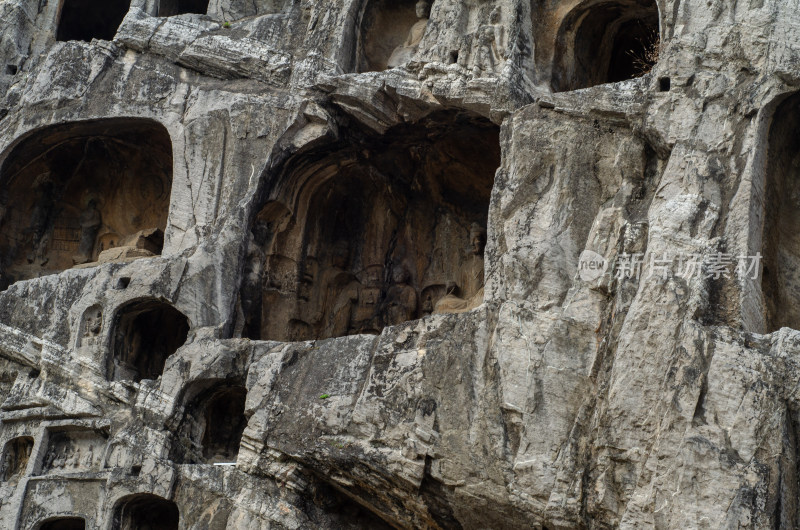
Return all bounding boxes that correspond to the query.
[387,1,431,68]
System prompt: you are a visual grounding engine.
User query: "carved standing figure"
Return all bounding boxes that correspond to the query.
[387,1,431,68]
[26,172,57,266]
[314,241,360,338]
[242,220,269,338]
[73,198,102,265]
[378,265,418,326]
[434,223,486,314]
[471,6,505,76]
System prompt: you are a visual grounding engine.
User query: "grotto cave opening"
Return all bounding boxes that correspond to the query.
[112,494,179,530]
[108,300,189,382]
[56,0,131,42]
[170,381,249,464]
[552,0,660,92]
[1,436,33,483]
[762,92,800,332]
[242,110,500,342]
[0,119,173,291]
[158,0,210,16]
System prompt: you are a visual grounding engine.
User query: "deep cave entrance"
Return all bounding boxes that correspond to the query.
[242,110,500,341]
[354,0,430,72]
[0,118,173,291]
[56,0,131,42]
[38,518,86,530]
[170,381,249,464]
[552,0,660,91]
[108,300,189,382]
[112,494,179,530]
[1,436,34,483]
[158,0,209,16]
[762,92,800,332]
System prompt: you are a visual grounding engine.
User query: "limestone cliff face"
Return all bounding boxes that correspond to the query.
[0,0,799,528]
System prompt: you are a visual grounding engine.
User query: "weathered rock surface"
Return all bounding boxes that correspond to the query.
[2,0,800,528]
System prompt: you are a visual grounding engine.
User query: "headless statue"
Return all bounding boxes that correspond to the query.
[471,7,506,76]
[316,241,360,338]
[27,172,56,266]
[73,198,102,265]
[434,223,486,314]
[387,1,431,68]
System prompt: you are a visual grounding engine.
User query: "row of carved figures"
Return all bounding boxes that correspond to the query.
[386,1,507,77]
[250,223,488,341]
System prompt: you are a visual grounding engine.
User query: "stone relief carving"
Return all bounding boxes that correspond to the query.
[72,197,102,265]
[0,119,173,289]
[387,1,431,68]
[41,429,107,474]
[1,437,34,484]
[247,112,500,341]
[79,305,103,348]
[26,172,58,267]
[468,7,506,76]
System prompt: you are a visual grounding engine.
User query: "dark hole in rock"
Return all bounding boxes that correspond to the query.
[108,300,189,382]
[5,65,17,75]
[762,91,800,332]
[659,77,671,92]
[115,277,131,290]
[56,0,131,42]
[112,494,178,530]
[39,518,86,530]
[171,381,248,464]
[158,0,209,16]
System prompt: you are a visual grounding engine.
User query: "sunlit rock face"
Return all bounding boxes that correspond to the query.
[1,0,799,528]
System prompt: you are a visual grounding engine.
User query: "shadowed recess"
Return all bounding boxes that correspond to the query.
[38,518,86,530]
[158,0,210,16]
[170,380,249,464]
[241,110,499,341]
[0,118,172,290]
[108,300,189,382]
[112,494,179,530]
[762,92,800,332]
[1,436,33,483]
[552,0,660,91]
[56,0,131,42]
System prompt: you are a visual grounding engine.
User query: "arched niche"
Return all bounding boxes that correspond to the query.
[762,92,800,332]
[243,110,500,341]
[1,436,34,483]
[37,518,86,530]
[552,0,660,92]
[158,0,209,16]
[170,380,248,464]
[0,118,173,290]
[56,0,131,42]
[354,0,432,72]
[108,300,189,382]
[112,494,179,530]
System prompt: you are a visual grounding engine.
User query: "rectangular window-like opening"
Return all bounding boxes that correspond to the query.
[56,0,131,42]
